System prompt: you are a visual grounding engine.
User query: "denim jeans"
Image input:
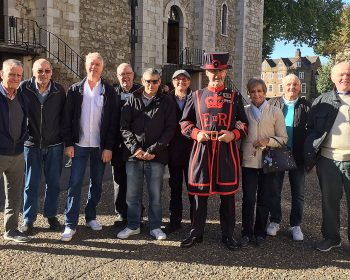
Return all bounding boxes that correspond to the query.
[23,144,64,223]
[64,145,106,229]
[316,156,350,242]
[269,165,305,226]
[125,161,164,230]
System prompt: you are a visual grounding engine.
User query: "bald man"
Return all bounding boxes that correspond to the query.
[19,58,66,235]
[305,61,350,252]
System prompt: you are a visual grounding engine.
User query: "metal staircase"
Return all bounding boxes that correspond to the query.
[0,15,83,79]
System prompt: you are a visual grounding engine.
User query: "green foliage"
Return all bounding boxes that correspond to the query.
[316,62,334,95]
[314,5,350,59]
[263,0,344,59]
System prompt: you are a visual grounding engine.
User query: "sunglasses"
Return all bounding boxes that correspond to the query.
[144,79,159,85]
[37,69,52,74]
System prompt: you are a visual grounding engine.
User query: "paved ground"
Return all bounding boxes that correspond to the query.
[1,167,350,280]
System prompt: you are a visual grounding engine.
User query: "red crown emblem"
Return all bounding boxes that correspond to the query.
[205,94,224,109]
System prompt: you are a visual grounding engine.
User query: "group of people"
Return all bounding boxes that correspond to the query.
[0,51,349,253]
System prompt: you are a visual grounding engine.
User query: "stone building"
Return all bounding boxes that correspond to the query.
[0,0,264,94]
[261,49,321,100]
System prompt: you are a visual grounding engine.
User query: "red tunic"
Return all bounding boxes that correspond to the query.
[180,84,248,196]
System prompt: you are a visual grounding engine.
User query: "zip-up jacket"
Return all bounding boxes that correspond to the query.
[120,89,176,164]
[269,96,311,165]
[19,77,66,148]
[304,90,341,168]
[111,83,142,167]
[0,89,28,155]
[62,77,118,151]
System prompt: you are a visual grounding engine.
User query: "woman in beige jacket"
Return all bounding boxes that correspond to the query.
[239,77,287,248]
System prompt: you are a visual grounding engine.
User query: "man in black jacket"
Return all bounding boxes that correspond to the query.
[112,63,141,226]
[19,59,66,235]
[0,59,30,243]
[267,74,310,241]
[61,52,118,241]
[117,68,176,240]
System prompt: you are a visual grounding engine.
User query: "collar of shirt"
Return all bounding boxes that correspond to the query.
[0,82,16,100]
[283,96,298,106]
[84,79,102,95]
[337,92,350,95]
[35,80,51,96]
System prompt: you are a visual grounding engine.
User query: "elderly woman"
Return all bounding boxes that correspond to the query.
[239,78,288,248]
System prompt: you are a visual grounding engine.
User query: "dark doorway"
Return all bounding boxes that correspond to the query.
[167,6,180,64]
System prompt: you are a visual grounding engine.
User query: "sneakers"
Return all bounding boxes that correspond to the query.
[65,158,72,168]
[86,220,102,231]
[117,227,140,239]
[316,239,341,252]
[48,217,62,231]
[61,227,76,242]
[291,226,304,241]
[266,222,280,236]
[21,222,34,235]
[150,228,167,240]
[4,229,31,243]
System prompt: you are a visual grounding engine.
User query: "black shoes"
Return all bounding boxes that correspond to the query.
[163,223,182,235]
[222,236,239,250]
[21,222,34,235]
[4,229,31,243]
[239,236,251,248]
[316,239,341,252]
[48,217,62,231]
[180,236,203,248]
[255,236,265,247]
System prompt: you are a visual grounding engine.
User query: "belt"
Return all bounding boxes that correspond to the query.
[202,130,224,140]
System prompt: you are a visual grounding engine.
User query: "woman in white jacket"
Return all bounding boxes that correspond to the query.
[239,77,288,248]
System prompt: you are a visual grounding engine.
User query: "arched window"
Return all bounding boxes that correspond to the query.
[221,3,228,35]
[167,6,181,63]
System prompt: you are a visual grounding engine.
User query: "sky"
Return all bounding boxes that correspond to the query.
[270,0,350,64]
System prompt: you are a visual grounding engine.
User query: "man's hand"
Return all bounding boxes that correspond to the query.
[102,149,112,163]
[133,148,145,160]
[197,131,210,143]
[142,152,155,161]
[218,130,235,143]
[65,146,74,158]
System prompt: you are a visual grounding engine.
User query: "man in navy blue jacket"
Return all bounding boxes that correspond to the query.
[0,59,30,243]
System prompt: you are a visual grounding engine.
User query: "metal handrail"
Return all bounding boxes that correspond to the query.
[179,47,204,66]
[1,15,83,78]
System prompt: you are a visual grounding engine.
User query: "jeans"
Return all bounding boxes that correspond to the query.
[23,144,64,223]
[269,165,305,227]
[316,156,350,242]
[64,145,106,229]
[241,167,276,238]
[0,154,24,234]
[125,161,164,230]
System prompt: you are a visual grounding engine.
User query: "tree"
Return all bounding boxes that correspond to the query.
[316,62,334,95]
[263,0,344,59]
[314,5,350,59]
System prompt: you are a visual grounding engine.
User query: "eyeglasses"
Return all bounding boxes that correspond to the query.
[118,72,133,77]
[173,78,189,82]
[144,79,159,85]
[37,69,52,74]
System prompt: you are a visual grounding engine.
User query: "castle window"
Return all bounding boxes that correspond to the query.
[279,84,283,92]
[278,73,284,79]
[296,61,301,67]
[268,73,273,79]
[221,3,228,36]
[268,85,273,92]
[301,83,306,93]
[299,72,305,79]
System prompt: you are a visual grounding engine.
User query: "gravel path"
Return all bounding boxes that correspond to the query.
[1,169,349,280]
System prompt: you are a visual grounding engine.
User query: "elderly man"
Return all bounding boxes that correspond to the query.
[179,52,248,249]
[61,52,118,241]
[267,74,310,241]
[0,59,30,243]
[117,68,176,240]
[19,59,66,235]
[164,70,194,234]
[112,63,141,226]
[305,61,350,252]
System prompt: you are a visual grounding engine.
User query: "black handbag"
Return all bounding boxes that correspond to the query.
[262,137,297,174]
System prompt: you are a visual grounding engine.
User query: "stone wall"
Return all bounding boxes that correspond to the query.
[80,0,132,83]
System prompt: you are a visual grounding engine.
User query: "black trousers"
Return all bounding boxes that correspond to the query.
[168,164,193,225]
[241,167,276,238]
[112,164,128,219]
[190,194,236,238]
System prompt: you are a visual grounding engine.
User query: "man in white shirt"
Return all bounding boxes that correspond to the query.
[61,52,118,241]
